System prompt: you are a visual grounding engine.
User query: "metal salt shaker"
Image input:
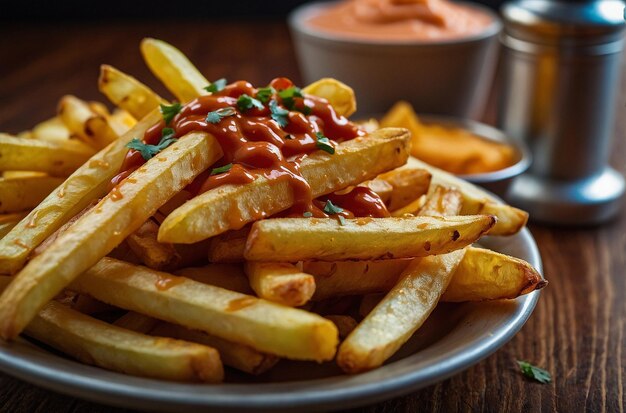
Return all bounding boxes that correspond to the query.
[498,0,626,224]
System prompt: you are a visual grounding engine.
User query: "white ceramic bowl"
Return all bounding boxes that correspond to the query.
[289,1,502,118]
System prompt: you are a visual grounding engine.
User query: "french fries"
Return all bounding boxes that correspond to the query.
[442,247,546,302]
[31,116,71,142]
[337,250,466,373]
[159,128,411,244]
[302,78,357,117]
[126,219,181,271]
[0,133,94,177]
[378,168,432,211]
[70,258,338,361]
[0,132,222,339]
[0,109,162,275]
[58,95,119,150]
[150,321,280,375]
[0,277,223,382]
[140,38,209,102]
[405,156,529,235]
[245,215,495,262]
[0,37,544,383]
[99,65,165,119]
[245,262,315,307]
[0,176,64,213]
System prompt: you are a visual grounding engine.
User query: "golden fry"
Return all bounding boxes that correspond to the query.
[245,262,316,307]
[0,176,64,214]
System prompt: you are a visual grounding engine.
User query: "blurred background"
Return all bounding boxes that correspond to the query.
[1,0,503,20]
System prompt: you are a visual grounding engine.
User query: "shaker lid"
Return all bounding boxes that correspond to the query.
[502,0,626,45]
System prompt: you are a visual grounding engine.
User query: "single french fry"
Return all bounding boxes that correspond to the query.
[29,301,223,382]
[0,133,94,176]
[306,259,412,301]
[405,156,528,235]
[151,322,280,375]
[325,315,358,339]
[390,195,426,217]
[418,185,463,217]
[114,311,279,375]
[302,78,357,117]
[0,176,64,213]
[245,262,316,307]
[338,249,466,373]
[207,227,249,263]
[159,128,411,244]
[140,38,208,103]
[245,215,495,262]
[99,65,166,119]
[174,264,253,294]
[0,109,162,275]
[2,171,47,179]
[378,168,432,211]
[126,219,181,271]
[0,276,223,382]
[442,247,547,302]
[107,109,137,136]
[31,116,71,142]
[0,132,222,340]
[58,95,119,150]
[70,258,338,361]
[114,311,161,333]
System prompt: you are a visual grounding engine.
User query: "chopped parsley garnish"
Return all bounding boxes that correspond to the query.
[298,104,313,116]
[160,103,183,125]
[210,163,233,175]
[256,86,276,103]
[278,86,303,110]
[206,107,237,124]
[204,78,227,93]
[315,132,335,154]
[338,215,347,226]
[269,99,289,127]
[126,127,178,161]
[303,211,313,218]
[323,200,343,215]
[237,94,264,112]
[517,361,552,384]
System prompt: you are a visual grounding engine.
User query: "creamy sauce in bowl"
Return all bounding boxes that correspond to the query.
[305,0,494,42]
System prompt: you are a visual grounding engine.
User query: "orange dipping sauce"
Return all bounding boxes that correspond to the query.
[305,0,493,42]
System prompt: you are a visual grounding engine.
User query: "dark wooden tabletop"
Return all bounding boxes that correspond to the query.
[1,20,624,413]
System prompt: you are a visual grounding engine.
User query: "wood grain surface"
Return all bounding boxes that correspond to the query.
[1,20,624,413]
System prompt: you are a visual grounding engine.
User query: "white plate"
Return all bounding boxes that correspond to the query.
[0,228,542,412]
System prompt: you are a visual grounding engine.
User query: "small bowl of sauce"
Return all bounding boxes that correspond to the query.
[378,101,531,197]
[289,0,502,118]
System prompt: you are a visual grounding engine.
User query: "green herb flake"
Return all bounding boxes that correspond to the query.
[257,86,276,103]
[211,163,233,175]
[517,361,552,384]
[315,132,335,154]
[278,86,303,109]
[204,78,227,93]
[206,107,237,124]
[237,94,264,112]
[160,102,183,125]
[126,129,178,161]
[338,215,347,226]
[269,99,289,127]
[303,211,313,218]
[323,199,343,215]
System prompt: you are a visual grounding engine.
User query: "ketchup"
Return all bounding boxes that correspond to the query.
[111,77,391,218]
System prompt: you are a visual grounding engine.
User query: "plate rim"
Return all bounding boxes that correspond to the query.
[0,227,542,412]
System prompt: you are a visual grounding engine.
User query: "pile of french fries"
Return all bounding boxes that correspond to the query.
[0,38,546,382]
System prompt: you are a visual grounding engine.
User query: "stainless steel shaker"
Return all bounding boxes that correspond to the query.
[498,0,626,224]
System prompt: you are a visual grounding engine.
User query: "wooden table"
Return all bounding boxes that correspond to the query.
[1,20,624,413]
